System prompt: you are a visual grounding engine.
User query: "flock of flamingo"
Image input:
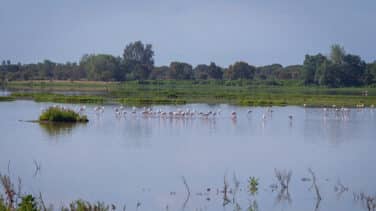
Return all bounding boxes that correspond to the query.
[45,102,375,123]
[66,103,375,122]
[43,104,374,121]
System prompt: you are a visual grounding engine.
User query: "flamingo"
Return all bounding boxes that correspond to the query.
[262,114,266,120]
[231,111,237,119]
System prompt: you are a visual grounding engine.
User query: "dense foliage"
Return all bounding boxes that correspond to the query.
[1,42,375,87]
[39,107,88,122]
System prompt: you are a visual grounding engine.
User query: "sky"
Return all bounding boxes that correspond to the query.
[0,0,375,67]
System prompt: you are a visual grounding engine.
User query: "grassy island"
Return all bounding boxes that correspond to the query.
[39,106,88,123]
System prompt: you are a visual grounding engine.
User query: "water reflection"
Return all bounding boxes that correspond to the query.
[38,122,81,137]
[0,101,375,211]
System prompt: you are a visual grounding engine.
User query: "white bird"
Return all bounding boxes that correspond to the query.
[262,114,266,120]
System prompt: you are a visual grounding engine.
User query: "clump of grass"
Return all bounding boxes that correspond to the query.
[11,93,104,104]
[118,98,186,106]
[248,176,259,195]
[0,174,16,209]
[18,195,38,211]
[0,96,14,102]
[62,200,112,211]
[39,107,88,123]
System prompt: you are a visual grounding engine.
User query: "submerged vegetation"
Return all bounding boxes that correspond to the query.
[39,107,88,123]
[1,168,375,211]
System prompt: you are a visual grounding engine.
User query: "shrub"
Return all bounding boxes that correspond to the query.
[39,107,88,123]
[18,195,38,211]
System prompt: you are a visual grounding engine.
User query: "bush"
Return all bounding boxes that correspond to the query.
[18,195,38,211]
[39,107,88,123]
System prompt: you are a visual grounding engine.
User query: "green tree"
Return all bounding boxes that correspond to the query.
[302,54,327,84]
[224,61,255,80]
[194,64,210,80]
[341,54,366,86]
[330,44,345,64]
[194,62,223,80]
[168,62,193,80]
[255,64,283,80]
[122,41,154,80]
[280,65,302,80]
[80,54,120,81]
[39,60,56,79]
[366,62,376,84]
[150,66,169,80]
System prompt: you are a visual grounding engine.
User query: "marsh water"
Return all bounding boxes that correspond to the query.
[0,100,375,211]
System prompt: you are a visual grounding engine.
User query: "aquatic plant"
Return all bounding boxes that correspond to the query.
[39,107,88,123]
[0,174,16,210]
[62,200,113,211]
[223,176,231,206]
[247,199,259,211]
[248,177,259,195]
[353,192,376,211]
[18,195,38,211]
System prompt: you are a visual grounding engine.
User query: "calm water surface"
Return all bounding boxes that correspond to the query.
[0,100,375,211]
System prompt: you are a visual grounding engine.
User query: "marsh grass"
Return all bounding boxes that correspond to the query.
[11,93,104,104]
[39,107,88,123]
[0,96,14,102]
[5,80,376,106]
[0,167,375,211]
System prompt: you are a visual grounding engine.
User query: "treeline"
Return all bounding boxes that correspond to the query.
[1,41,375,87]
[302,44,376,87]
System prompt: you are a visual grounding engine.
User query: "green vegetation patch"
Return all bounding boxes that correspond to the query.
[0,96,15,101]
[118,97,186,106]
[11,93,104,104]
[39,106,88,123]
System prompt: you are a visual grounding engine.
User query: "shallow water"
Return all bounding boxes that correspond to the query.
[0,100,375,211]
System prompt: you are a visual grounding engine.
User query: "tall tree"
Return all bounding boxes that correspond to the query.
[168,62,193,80]
[122,41,154,80]
[330,44,345,64]
[366,61,376,84]
[302,54,328,84]
[80,54,120,81]
[224,61,256,80]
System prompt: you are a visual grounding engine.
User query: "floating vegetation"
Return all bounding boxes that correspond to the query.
[39,106,88,123]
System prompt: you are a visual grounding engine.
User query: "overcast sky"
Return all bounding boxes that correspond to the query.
[1,0,375,67]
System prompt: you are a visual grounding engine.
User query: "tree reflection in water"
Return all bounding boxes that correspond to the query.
[38,122,81,137]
